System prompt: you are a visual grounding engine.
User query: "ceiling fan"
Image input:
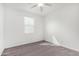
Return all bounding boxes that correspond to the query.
[31,3,52,12]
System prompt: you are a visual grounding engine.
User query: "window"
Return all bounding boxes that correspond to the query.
[24,17,34,33]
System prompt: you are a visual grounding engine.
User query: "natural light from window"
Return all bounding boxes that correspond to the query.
[24,17,34,33]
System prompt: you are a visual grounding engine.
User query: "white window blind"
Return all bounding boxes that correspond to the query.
[24,17,34,33]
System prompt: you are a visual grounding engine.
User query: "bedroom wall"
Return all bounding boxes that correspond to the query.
[45,4,79,51]
[4,5,44,48]
[0,4,4,55]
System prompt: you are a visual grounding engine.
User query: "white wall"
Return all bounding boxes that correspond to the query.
[45,4,79,51]
[4,6,44,48]
[0,4,4,55]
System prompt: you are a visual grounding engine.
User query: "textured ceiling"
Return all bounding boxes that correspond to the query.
[4,3,74,16]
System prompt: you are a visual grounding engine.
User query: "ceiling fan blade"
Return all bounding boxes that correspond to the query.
[31,4,37,8]
[44,3,52,6]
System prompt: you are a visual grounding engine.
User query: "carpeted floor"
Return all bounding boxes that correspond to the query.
[2,41,79,56]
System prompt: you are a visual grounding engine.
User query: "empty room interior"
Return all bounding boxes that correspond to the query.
[1,3,79,56]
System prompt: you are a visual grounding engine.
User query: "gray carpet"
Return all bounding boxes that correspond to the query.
[2,41,79,56]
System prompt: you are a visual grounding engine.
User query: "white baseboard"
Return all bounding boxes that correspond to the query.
[60,44,79,52]
[5,39,44,48]
[52,41,79,52]
[45,39,79,52]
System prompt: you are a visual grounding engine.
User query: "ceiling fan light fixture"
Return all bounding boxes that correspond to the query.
[37,3,44,7]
